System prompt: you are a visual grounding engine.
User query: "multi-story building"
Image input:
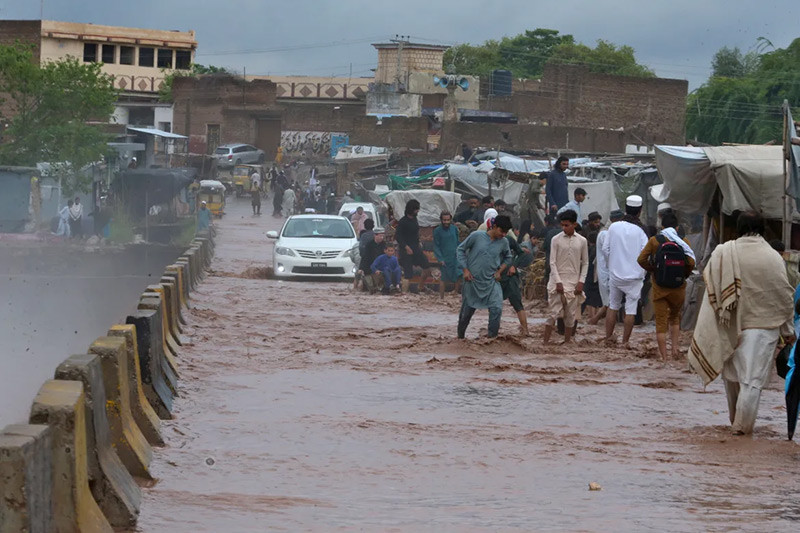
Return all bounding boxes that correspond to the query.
[0,19,197,131]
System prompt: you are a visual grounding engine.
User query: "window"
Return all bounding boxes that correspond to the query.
[101,44,115,64]
[175,50,191,70]
[158,121,171,133]
[119,46,134,65]
[157,49,173,69]
[139,47,154,67]
[83,43,97,62]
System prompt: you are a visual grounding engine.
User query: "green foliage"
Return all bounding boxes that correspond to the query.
[442,29,652,79]
[547,39,655,77]
[0,42,117,193]
[687,38,800,144]
[159,63,229,102]
[711,46,760,78]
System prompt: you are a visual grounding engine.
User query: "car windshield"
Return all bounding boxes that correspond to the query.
[214,147,229,155]
[282,218,355,239]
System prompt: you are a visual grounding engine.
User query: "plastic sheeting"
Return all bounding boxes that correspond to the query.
[384,189,462,227]
[654,144,793,219]
[444,162,526,204]
[567,181,620,224]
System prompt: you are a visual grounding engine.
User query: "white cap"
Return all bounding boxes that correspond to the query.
[626,195,643,208]
[657,202,672,213]
[201,200,207,205]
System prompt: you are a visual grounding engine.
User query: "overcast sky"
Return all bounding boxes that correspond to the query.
[3,0,798,89]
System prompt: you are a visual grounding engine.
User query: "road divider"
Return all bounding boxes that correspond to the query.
[0,228,216,529]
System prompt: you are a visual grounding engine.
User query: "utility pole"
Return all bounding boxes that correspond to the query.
[390,35,410,88]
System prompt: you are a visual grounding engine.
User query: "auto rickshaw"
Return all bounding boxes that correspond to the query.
[198,179,226,217]
[232,164,264,197]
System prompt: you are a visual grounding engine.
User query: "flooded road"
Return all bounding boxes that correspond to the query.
[137,198,800,532]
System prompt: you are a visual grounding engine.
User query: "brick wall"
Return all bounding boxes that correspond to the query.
[280,101,364,132]
[172,75,280,154]
[349,116,429,150]
[482,64,688,145]
[440,122,626,156]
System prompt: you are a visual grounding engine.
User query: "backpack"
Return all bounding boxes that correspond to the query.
[653,235,687,289]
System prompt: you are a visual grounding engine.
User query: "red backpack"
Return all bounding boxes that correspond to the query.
[653,235,687,288]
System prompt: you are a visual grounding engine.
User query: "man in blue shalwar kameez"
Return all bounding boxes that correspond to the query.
[434,211,461,298]
[456,215,513,339]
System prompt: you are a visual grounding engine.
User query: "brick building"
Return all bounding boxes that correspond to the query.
[0,20,197,130]
[171,75,282,157]
[482,63,688,146]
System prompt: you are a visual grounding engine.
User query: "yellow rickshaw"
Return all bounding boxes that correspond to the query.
[198,179,226,217]
[232,164,263,197]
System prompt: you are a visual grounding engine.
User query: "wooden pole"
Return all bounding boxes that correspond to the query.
[783,100,791,249]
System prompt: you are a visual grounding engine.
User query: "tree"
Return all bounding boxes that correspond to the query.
[686,38,800,145]
[547,40,655,77]
[711,46,759,78]
[0,43,117,193]
[159,63,230,102]
[443,29,652,79]
[497,29,575,78]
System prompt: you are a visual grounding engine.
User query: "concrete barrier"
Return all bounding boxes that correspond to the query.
[160,275,187,329]
[53,354,142,527]
[164,265,190,317]
[0,424,52,533]
[138,295,180,384]
[144,284,182,350]
[183,248,202,284]
[126,309,174,419]
[29,380,114,533]
[107,325,163,446]
[157,279,183,337]
[88,337,153,480]
[175,258,194,292]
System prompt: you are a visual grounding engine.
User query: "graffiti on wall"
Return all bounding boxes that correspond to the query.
[281,131,346,159]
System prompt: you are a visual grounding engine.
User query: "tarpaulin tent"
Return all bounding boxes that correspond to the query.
[384,190,462,227]
[444,162,526,204]
[654,145,790,219]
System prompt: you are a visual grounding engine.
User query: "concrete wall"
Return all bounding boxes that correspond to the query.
[407,72,480,110]
[366,89,423,117]
[481,64,688,145]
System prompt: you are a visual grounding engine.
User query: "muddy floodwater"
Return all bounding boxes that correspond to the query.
[136,198,800,532]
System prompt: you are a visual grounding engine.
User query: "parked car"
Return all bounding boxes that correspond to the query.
[267,214,358,278]
[338,202,386,232]
[214,143,265,169]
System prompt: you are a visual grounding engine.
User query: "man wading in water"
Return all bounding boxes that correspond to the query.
[456,214,513,339]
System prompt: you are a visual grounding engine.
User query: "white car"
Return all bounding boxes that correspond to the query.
[267,214,358,278]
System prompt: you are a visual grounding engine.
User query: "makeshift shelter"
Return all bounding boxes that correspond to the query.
[654,145,791,219]
[384,190,461,227]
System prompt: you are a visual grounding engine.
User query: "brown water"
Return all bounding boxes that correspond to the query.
[136,199,800,532]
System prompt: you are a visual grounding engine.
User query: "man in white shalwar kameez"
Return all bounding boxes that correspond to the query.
[689,211,795,435]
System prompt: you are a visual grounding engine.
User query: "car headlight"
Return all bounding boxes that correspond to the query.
[275,246,296,257]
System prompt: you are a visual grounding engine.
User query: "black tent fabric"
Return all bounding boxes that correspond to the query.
[113,168,196,219]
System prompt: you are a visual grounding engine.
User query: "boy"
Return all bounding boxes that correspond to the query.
[371,243,403,295]
[544,209,588,344]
